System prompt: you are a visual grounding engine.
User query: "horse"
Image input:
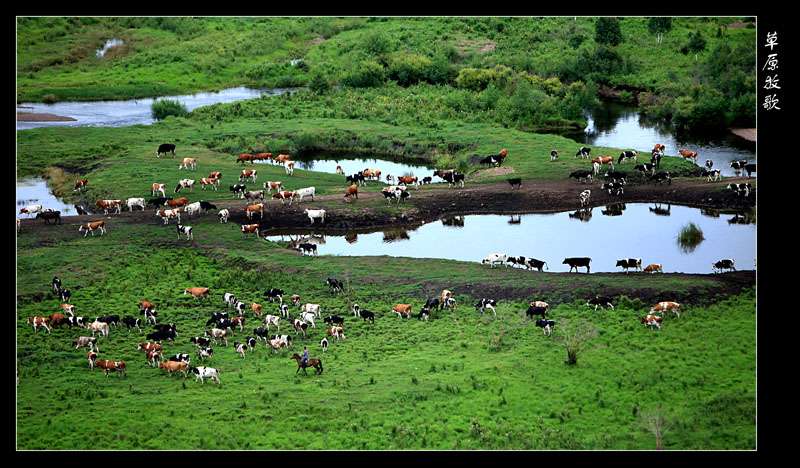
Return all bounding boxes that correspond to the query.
[290,353,323,375]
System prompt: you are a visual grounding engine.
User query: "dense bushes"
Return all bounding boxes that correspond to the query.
[151,99,189,121]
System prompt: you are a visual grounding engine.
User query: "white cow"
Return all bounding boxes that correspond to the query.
[294,187,315,203]
[301,303,321,319]
[263,314,281,332]
[298,311,316,328]
[177,224,194,241]
[481,253,508,268]
[580,190,591,207]
[87,320,109,337]
[184,202,202,217]
[19,204,43,218]
[189,366,221,384]
[305,209,325,225]
[126,197,146,212]
[217,209,230,223]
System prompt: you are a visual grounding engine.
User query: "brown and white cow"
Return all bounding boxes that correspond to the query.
[652,144,665,156]
[79,221,106,237]
[159,360,188,377]
[272,191,295,204]
[157,208,181,225]
[241,224,260,238]
[73,336,98,351]
[246,203,265,220]
[678,149,698,164]
[48,313,69,328]
[249,302,263,319]
[88,319,109,337]
[146,349,163,368]
[199,178,218,190]
[240,169,258,183]
[184,287,210,301]
[274,154,291,165]
[392,304,412,319]
[95,200,122,215]
[263,181,284,194]
[643,264,663,273]
[363,169,381,181]
[290,294,301,307]
[137,342,162,354]
[74,179,88,192]
[178,157,197,171]
[61,304,76,316]
[151,183,167,197]
[95,360,127,378]
[139,300,155,311]
[209,172,222,182]
[397,176,419,189]
[19,204,42,217]
[641,315,663,330]
[284,161,295,176]
[87,350,98,370]
[650,301,680,318]
[327,326,345,342]
[28,316,51,333]
[205,328,229,346]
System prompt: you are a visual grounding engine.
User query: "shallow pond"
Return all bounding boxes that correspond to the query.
[16,178,85,218]
[264,203,755,274]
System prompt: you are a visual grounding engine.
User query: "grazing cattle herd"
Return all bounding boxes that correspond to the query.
[17,142,753,390]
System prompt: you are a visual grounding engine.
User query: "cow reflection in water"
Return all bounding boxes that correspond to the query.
[285,234,326,250]
[383,230,410,243]
[508,215,521,225]
[344,233,358,244]
[601,203,626,217]
[649,203,671,216]
[568,207,592,222]
[728,213,754,225]
[700,208,719,218]
[441,216,465,227]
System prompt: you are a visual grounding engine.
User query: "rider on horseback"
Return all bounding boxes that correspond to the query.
[301,347,309,369]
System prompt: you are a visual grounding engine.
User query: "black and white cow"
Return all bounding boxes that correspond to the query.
[604,171,627,183]
[575,147,591,159]
[177,224,194,241]
[618,151,637,164]
[324,316,345,326]
[712,259,736,273]
[524,258,549,272]
[229,184,247,199]
[169,353,191,364]
[563,257,591,274]
[586,296,614,311]
[474,298,497,315]
[58,288,71,303]
[264,288,284,302]
[198,347,214,360]
[650,152,662,170]
[701,169,721,182]
[727,183,752,197]
[536,319,556,336]
[381,189,411,204]
[648,172,671,185]
[601,181,625,196]
[615,258,642,273]
[187,366,221,384]
[442,172,465,188]
[122,316,143,333]
[190,336,212,348]
[353,304,375,324]
[634,163,656,176]
[550,150,559,161]
[326,278,344,294]
[579,190,591,207]
[297,243,318,257]
[729,160,748,175]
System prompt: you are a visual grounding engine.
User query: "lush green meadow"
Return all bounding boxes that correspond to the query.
[17,214,756,450]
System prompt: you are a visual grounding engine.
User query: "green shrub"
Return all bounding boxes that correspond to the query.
[151,99,189,121]
[341,60,386,88]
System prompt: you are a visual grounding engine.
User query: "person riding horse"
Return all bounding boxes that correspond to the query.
[301,347,309,369]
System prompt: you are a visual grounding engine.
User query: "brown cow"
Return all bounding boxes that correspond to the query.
[392,304,412,319]
[159,360,188,377]
[246,203,265,220]
[236,153,255,164]
[95,360,127,378]
[184,287,210,301]
[95,200,122,215]
[48,313,69,328]
[28,316,51,333]
[344,184,358,199]
[643,264,663,273]
[74,179,88,192]
[241,224,260,238]
[79,221,106,237]
[165,197,189,209]
[678,149,698,164]
[137,342,162,353]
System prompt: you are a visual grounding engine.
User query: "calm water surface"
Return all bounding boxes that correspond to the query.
[264,204,756,274]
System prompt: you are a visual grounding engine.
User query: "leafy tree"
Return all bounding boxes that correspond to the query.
[308,70,331,94]
[340,60,386,88]
[647,17,672,44]
[594,17,623,46]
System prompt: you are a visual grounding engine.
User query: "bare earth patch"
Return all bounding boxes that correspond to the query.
[17,112,76,122]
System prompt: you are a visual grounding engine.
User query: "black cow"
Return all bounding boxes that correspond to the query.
[424,297,441,311]
[264,289,284,302]
[326,278,344,294]
[198,200,217,212]
[122,316,143,333]
[712,259,736,273]
[324,316,345,326]
[587,296,614,311]
[563,257,591,273]
[346,172,366,186]
[421,176,433,185]
[615,258,642,273]
[507,178,522,189]
[154,323,177,334]
[604,171,627,183]
[569,170,593,184]
[353,304,375,324]
[648,172,671,185]
[148,197,173,209]
[744,163,756,178]
[157,143,176,157]
[479,154,504,166]
[526,305,548,319]
[147,330,176,343]
[36,210,61,225]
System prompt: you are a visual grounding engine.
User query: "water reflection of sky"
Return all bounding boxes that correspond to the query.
[16,178,78,218]
[265,204,756,274]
